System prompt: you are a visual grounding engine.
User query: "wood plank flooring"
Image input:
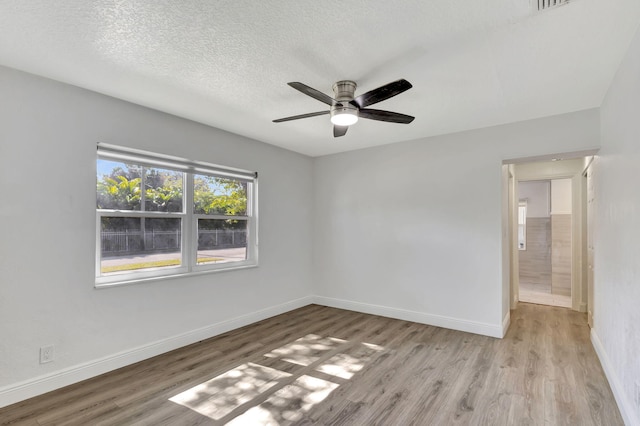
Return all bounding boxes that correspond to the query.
[520,282,572,308]
[0,304,622,425]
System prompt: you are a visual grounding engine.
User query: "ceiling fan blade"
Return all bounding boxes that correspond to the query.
[288,82,335,106]
[359,109,415,124]
[273,110,329,123]
[333,125,348,137]
[353,79,413,108]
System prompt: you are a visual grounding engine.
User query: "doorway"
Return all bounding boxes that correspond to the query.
[503,153,596,313]
[517,179,572,308]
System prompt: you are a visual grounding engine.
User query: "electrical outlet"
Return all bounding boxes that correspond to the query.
[40,345,54,364]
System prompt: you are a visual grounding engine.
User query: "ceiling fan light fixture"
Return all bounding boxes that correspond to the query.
[330,104,359,126]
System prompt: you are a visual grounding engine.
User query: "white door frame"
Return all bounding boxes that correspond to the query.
[584,158,595,326]
[509,168,519,309]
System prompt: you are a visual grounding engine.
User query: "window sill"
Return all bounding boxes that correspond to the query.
[95,263,258,289]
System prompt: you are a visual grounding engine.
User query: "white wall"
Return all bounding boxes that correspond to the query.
[313,108,600,338]
[550,178,572,214]
[518,181,550,218]
[594,24,640,426]
[0,66,314,405]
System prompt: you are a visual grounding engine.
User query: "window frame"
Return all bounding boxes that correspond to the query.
[95,144,258,288]
[518,200,527,251]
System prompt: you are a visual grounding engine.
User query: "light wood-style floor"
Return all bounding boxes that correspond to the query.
[520,281,572,308]
[0,304,622,425]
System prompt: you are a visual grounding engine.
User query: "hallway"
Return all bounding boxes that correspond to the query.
[516,174,578,310]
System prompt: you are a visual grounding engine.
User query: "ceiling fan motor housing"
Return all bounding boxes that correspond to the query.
[331,80,359,124]
[332,80,357,101]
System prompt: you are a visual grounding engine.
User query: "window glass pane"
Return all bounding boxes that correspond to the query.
[145,167,184,212]
[100,217,182,275]
[197,219,247,265]
[97,159,142,210]
[194,175,248,216]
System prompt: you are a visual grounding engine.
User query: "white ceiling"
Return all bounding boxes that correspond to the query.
[0,1,639,157]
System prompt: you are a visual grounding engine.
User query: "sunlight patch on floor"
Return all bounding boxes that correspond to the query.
[226,375,339,424]
[169,335,386,423]
[315,341,383,379]
[263,334,346,366]
[169,362,291,420]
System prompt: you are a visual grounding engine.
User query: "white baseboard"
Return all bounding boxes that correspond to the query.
[0,296,314,409]
[591,329,639,426]
[312,296,504,338]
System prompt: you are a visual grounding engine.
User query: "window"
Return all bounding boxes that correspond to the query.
[518,201,527,250]
[96,144,257,286]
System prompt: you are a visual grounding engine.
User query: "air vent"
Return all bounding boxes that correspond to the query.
[536,0,571,11]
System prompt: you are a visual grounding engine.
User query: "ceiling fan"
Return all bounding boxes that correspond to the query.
[273,79,415,137]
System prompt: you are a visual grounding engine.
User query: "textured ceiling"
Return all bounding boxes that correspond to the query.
[0,1,639,156]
